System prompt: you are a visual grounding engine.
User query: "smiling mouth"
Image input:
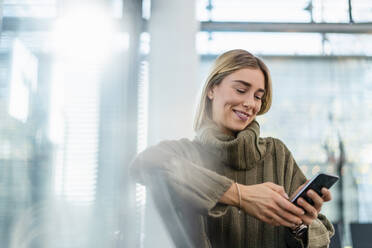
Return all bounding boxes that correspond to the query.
[233,110,250,121]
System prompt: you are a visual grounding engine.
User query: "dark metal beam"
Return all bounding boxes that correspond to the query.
[1,17,147,33]
[348,0,354,23]
[200,21,372,34]
[3,17,372,34]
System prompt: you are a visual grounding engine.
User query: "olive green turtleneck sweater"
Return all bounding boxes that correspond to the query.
[131,120,334,248]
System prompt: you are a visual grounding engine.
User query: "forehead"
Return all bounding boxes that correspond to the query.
[225,68,265,88]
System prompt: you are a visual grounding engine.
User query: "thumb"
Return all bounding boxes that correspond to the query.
[290,180,309,201]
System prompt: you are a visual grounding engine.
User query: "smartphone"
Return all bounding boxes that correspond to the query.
[291,173,339,206]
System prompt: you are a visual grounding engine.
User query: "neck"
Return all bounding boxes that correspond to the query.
[218,125,237,137]
[196,119,267,170]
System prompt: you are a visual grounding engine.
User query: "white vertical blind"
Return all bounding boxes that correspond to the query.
[50,62,100,205]
[134,31,151,248]
[135,59,149,248]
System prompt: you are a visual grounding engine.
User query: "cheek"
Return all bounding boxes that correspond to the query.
[252,102,262,114]
[217,95,235,110]
[212,99,227,119]
[223,94,241,108]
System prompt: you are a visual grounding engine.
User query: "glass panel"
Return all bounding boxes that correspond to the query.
[0,31,51,54]
[352,0,372,22]
[3,0,57,17]
[197,0,311,22]
[136,58,149,248]
[110,0,123,18]
[50,61,100,204]
[312,0,349,23]
[196,0,358,23]
[0,2,140,247]
[197,32,323,55]
[199,56,372,245]
[142,0,151,20]
[325,34,372,55]
[260,57,372,245]
[197,32,372,56]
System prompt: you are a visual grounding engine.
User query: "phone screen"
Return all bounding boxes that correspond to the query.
[291,173,339,206]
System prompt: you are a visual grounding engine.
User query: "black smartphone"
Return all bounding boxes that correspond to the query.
[290,173,339,206]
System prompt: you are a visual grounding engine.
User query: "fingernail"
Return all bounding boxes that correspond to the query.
[284,193,289,199]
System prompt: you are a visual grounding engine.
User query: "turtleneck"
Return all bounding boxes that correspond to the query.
[195,120,267,170]
[133,118,334,248]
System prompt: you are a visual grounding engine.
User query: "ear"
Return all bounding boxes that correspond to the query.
[207,88,214,100]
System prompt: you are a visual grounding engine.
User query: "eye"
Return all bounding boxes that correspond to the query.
[255,95,263,100]
[236,88,246,94]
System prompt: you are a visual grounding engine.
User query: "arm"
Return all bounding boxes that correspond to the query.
[220,182,305,228]
[131,140,234,216]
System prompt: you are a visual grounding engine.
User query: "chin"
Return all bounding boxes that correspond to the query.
[221,119,251,135]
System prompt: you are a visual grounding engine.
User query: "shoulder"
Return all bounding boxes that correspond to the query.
[158,137,197,150]
[256,136,291,157]
[262,137,292,155]
[145,138,200,157]
[132,138,200,167]
[262,138,306,186]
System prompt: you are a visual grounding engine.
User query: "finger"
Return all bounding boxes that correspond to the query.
[266,211,297,228]
[297,197,318,219]
[272,203,303,226]
[266,183,289,199]
[278,196,305,217]
[299,214,313,226]
[321,188,332,202]
[290,181,309,201]
[297,198,317,226]
[307,190,323,211]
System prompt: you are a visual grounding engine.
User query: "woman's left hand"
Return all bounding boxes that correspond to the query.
[294,186,332,226]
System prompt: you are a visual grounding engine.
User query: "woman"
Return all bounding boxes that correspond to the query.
[131,49,334,247]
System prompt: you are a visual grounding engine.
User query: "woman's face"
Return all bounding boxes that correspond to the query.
[208,68,265,136]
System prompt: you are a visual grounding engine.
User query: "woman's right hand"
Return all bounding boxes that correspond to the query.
[239,182,305,228]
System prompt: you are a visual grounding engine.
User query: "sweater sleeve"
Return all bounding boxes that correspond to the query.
[131,140,234,217]
[286,169,335,248]
[275,140,334,248]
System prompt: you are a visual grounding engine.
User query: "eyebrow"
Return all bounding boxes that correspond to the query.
[233,80,266,94]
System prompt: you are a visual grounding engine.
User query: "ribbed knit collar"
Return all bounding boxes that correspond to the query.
[196,120,267,170]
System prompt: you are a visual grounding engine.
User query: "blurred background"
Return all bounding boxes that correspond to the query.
[0,0,371,247]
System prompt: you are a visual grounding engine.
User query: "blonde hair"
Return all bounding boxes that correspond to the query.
[194,49,273,131]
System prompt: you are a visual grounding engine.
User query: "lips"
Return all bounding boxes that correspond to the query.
[233,110,250,121]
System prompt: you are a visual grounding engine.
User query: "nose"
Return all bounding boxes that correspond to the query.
[242,95,255,109]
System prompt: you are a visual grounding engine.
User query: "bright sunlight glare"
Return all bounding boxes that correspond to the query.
[51,6,129,63]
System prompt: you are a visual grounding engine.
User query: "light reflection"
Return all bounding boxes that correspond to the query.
[48,4,131,206]
[197,32,323,55]
[51,6,129,63]
[300,164,308,174]
[49,61,100,205]
[312,165,321,175]
[326,165,334,173]
[8,39,38,122]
